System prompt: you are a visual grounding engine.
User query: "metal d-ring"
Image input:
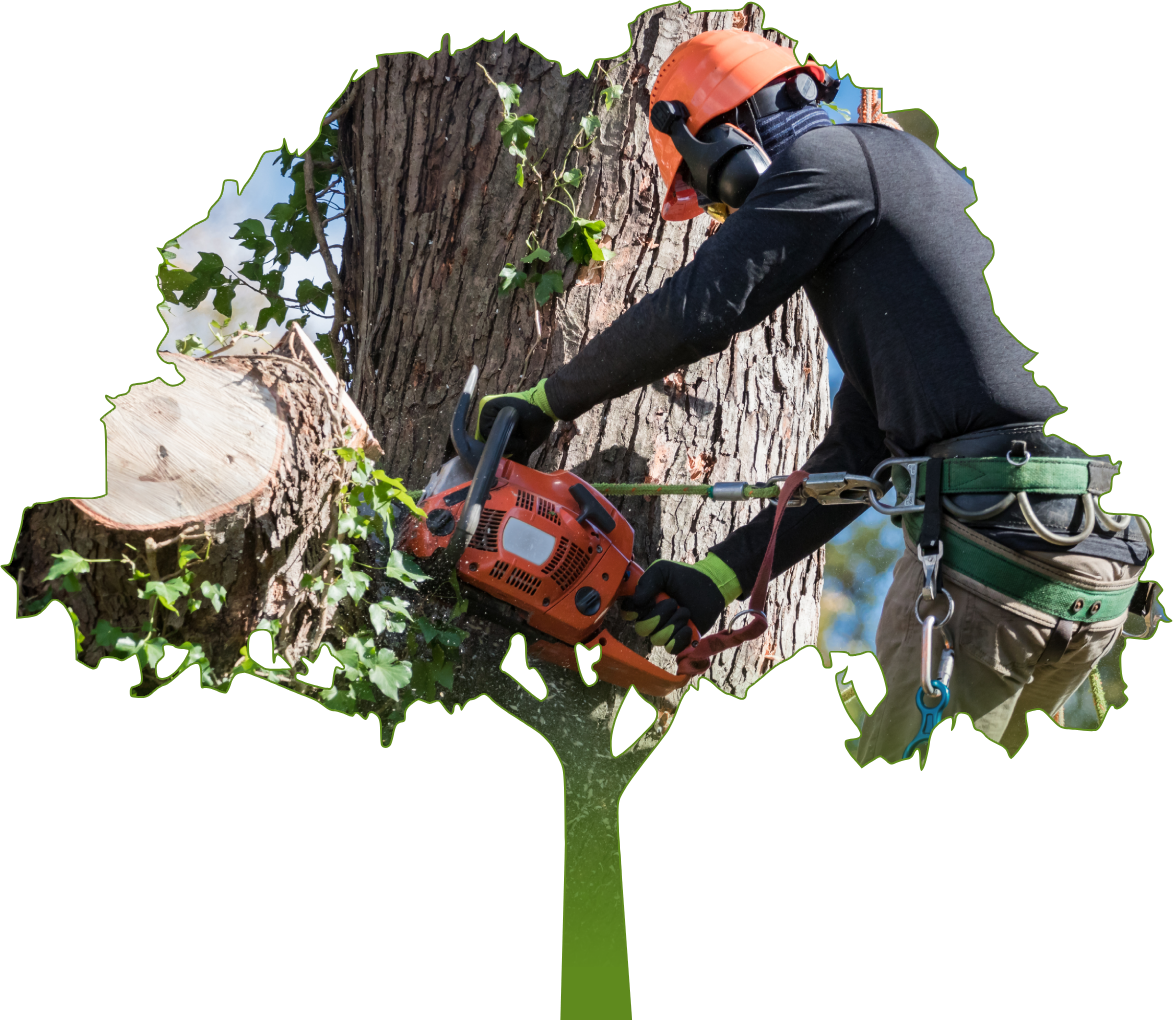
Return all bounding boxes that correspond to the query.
[1093,504,1130,534]
[914,587,955,629]
[727,608,763,631]
[942,492,1016,522]
[1017,491,1096,546]
[1006,446,1031,467]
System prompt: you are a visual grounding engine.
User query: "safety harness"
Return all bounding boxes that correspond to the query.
[593,439,1159,766]
[865,446,1153,765]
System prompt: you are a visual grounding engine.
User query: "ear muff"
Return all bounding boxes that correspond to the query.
[651,100,771,210]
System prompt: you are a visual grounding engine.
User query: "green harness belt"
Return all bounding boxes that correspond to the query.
[904,492,1137,625]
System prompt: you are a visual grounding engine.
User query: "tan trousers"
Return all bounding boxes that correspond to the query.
[855,521,1144,763]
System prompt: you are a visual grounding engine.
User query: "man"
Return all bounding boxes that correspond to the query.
[477,31,1151,763]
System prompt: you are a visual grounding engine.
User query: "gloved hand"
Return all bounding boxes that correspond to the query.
[475,379,558,461]
[621,554,743,654]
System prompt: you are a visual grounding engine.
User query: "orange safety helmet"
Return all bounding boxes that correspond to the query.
[650,30,830,221]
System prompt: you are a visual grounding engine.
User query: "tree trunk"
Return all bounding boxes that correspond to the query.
[324,8,832,1013]
[336,2,828,696]
[6,327,377,688]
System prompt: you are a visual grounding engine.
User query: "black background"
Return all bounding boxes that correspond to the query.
[13,13,1158,1012]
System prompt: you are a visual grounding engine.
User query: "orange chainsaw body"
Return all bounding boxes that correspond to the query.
[397,458,691,697]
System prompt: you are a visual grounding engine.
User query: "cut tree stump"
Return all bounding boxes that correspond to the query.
[6,325,379,687]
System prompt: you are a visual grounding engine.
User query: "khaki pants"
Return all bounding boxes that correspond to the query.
[856,522,1144,764]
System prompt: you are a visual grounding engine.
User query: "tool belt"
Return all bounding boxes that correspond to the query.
[870,423,1156,627]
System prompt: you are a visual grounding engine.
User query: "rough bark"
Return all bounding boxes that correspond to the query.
[6,327,371,686]
[336,2,829,697]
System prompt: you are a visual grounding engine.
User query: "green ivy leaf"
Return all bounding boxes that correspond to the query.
[385,550,429,590]
[45,549,89,582]
[497,81,522,112]
[498,263,528,295]
[557,217,609,266]
[369,651,412,700]
[600,83,623,110]
[295,278,330,313]
[212,284,236,318]
[289,218,317,259]
[341,565,371,603]
[580,113,601,138]
[140,635,167,669]
[561,168,584,188]
[142,577,190,614]
[322,684,357,715]
[256,298,287,331]
[515,162,525,188]
[114,633,144,657]
[93,619,129,649]
[534,270,565,307]
[200,580,227,613]
[157,264,197,303]
[177,544,200,570]
[174,334,207,356]
[522,248,551,264]
[498,113,537,157]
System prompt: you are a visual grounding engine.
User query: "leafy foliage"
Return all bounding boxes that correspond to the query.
[156,123,346,368]
[40,443,472,745]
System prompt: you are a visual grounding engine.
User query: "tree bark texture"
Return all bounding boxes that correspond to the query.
[336,2,830,696]
[7,328,369,685]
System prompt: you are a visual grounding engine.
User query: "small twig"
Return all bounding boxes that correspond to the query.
[321,87,359,129]
[303,149,348,379]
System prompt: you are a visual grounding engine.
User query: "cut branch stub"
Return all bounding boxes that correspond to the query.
[6,326,376,684]
[77,354,285,531]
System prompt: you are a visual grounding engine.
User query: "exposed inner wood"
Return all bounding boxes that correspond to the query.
[76,355,285,530]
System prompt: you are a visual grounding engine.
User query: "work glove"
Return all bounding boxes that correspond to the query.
[475,379,558,461]
[621,554,743,654]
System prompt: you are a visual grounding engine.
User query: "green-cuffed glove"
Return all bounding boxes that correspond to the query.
[621,554,742,654]
[475,379,558,461]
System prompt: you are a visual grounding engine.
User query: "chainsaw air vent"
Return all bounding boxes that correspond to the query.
[537,498,561,524]
[505,565,542,596]
[515,490,535,512]
[469,508,506,551]
[489,560,510,580]
[542,536,591,591]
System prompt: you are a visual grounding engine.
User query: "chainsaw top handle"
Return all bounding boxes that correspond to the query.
[451,365,486,472]
[432,374,517,577]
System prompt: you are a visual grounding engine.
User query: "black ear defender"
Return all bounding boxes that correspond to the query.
[651,99,771,209]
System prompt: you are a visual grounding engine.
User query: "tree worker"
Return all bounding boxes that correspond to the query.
[475,30,1153,764]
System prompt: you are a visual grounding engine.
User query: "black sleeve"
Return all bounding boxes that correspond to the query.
[543,130,876,421]
[709,376,893,592]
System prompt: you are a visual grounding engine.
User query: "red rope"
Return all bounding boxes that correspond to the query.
[676,471,809,677]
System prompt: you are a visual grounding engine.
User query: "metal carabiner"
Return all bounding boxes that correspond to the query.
[904,614,954,763]
[867,456,931,516]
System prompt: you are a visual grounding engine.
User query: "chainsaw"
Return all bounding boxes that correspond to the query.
[396,367,707,697]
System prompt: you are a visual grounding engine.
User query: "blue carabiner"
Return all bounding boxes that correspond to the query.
[903,679,951,761]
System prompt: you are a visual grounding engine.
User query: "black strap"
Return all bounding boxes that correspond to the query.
[1037,618,1076,667]
[1129,580,1158,617]
[920,457,943,555]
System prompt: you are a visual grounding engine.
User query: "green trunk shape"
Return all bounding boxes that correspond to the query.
[560,769,631,1019]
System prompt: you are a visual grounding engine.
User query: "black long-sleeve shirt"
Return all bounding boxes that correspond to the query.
[543,124,1138,591]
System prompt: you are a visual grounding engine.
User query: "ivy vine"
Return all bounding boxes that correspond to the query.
[479,64,623,315]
